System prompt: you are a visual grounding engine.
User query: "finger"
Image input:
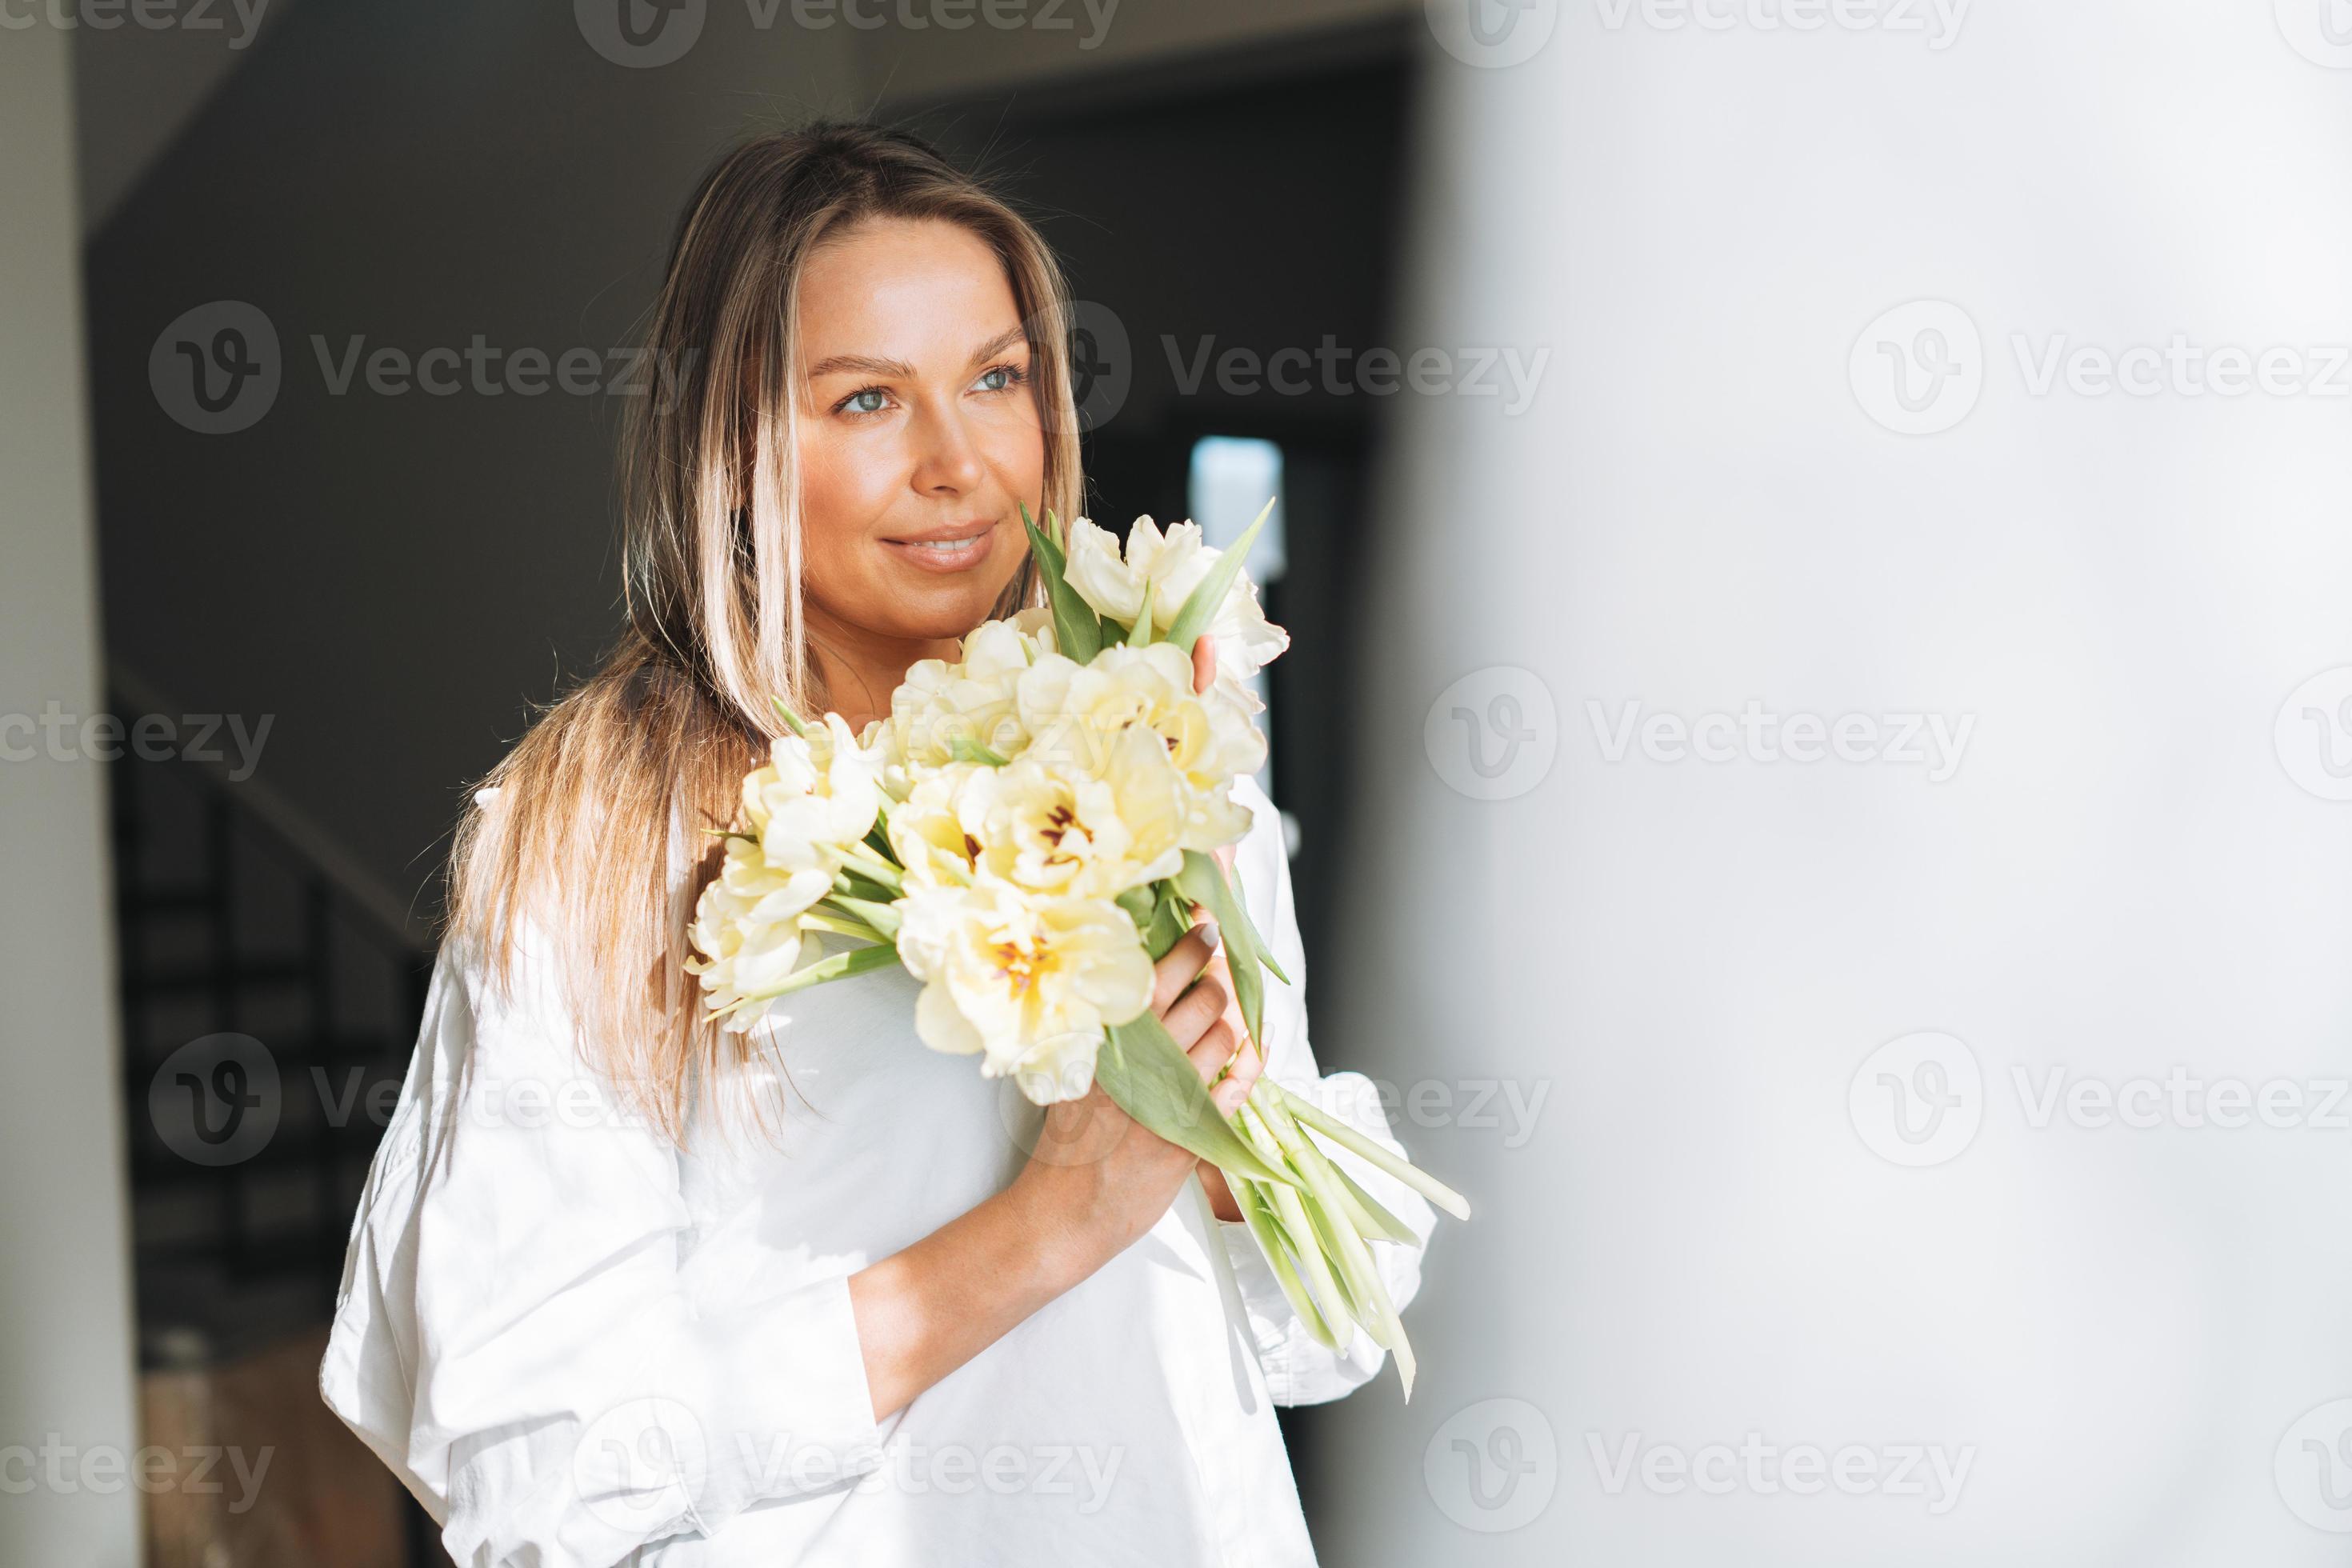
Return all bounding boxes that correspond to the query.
[1158,974,1229,1049]
[1191,634,1217,696]
[1209,1037,1263,1114]
[1150,923,1216,1014]
[1200,950,1249,1036]
[1182,1019,1236,1086]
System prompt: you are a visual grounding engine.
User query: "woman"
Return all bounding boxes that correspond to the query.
[321,122,1430,1567]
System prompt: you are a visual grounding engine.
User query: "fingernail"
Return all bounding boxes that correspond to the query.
[1199,920,1221,950]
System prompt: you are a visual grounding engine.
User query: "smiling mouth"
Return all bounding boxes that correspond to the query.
[884,522,998,571]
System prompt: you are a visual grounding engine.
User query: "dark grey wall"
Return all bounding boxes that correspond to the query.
[85,1,858,922]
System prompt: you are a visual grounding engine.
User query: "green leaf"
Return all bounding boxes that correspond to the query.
[1115,885,1157,929]
[714,939,900,1018]
[1237,1181,1342,1352]
[1142,882,1195,960]
[1222,856,1290,986]
[950,734,1011,767]
[1022,502,1103,662]
[825,894,902,941]
[1265,1078,1471,1222]
[1095,1010,1294,1188]
[1177,850,1264,1052]
[834,845,903,894]
[1328,1159,1421,1245]
[769,694,811,738]
[1126,573,1154,647]
[1162,495,1274,654]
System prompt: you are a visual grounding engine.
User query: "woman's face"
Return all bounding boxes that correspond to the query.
[794,216,1046,645]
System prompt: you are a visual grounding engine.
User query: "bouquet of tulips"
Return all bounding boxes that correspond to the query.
[684,502,1467,1398]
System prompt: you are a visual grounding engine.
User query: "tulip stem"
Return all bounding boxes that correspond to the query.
[1261,1079,1470,1222]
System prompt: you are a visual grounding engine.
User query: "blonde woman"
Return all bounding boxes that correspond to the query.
[321,122,1431,1567]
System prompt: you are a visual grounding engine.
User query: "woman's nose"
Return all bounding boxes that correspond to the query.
[910,401,987,496]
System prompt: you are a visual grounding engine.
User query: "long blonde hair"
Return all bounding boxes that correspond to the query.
[446,122,1086,1142]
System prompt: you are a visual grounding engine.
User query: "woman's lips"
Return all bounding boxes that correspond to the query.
[882,525,998,574]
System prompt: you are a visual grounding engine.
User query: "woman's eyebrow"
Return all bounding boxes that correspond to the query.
[966,326,1029,366]
[806,329,1028,382]
[807,352,916,380]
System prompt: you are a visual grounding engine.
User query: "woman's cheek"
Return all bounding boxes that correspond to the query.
[798,424,900,544]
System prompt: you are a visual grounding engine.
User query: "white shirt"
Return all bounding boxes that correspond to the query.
[319,772,1433,1566]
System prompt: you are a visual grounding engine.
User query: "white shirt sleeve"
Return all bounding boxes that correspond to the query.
[319,895,884,1566]
[1212,774,1436,1406]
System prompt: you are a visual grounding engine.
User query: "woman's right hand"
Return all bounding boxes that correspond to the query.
[1009,914,1258,1282]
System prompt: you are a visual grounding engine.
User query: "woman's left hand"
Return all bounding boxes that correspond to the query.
[1190,634,1265,1221]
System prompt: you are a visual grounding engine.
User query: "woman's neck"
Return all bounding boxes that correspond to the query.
[802,605,962,734]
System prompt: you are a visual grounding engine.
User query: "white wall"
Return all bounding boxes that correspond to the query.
[0,22,143,1566]
[1314,2,2352,1562]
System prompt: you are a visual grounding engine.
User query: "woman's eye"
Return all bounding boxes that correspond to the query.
[841,389,890,415]
[975,364,1027,394]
